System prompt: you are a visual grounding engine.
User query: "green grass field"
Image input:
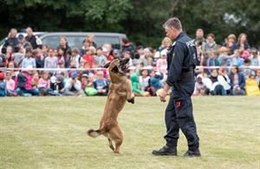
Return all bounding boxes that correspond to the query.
[0,96,259,169]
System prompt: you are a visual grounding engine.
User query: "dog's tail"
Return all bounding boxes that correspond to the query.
[87,129,104,138]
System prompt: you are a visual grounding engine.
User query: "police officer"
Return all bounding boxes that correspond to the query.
[152,17,201,157]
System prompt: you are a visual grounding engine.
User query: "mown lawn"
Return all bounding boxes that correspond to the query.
[0,96,259,169]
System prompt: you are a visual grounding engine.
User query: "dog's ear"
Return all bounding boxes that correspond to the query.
[103,62,111,68]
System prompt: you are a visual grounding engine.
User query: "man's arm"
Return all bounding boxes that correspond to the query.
[158,43,185,102]
[165,42,185,87]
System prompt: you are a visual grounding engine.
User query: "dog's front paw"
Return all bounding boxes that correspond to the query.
[127,97,135,104]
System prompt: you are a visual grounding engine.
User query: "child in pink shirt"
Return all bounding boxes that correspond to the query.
[38,71,51,95]
[156,49,168,76]
[5,71,17,96]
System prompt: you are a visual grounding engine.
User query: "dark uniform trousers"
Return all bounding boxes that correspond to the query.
[164,72,200,151]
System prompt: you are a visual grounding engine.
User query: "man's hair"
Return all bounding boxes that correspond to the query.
[163,17,182,31]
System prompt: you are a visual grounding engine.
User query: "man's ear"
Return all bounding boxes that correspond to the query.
[104,62,111,68]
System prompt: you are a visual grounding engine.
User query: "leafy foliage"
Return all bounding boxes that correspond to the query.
[0,0,259,46]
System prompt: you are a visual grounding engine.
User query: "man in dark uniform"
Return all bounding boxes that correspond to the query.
[152,17,201,157]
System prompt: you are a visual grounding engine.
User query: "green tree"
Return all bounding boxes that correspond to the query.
[83,0,132,31]
[169,0,260,46]
[0,0,132,35]
[0,0,259,47]
[122,0,173,47]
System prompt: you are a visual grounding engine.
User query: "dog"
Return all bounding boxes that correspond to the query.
[87,58,135,153]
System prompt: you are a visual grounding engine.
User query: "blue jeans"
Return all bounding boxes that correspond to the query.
[16,87,40,96]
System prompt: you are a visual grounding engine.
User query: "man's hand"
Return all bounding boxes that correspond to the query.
[157,83,171,102]
[156,88,168,102]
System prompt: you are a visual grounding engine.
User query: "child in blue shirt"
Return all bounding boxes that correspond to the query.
[0,72,6,97]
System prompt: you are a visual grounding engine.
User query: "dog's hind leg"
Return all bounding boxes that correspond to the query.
[108,138,115,151]
[104,133,115,151]
[114,137,123,154]
[109,126,123,154]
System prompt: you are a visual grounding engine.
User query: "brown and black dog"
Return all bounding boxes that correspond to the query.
[87,58,135,153]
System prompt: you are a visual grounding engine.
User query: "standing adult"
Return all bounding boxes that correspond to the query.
[121,38,135,59]
[202,33,218,66]
[25,27,40,49]
[234,33,250,52]
[152,17,201,157]
[194,28,206,47]
[2,28,19,53]
[57,36,71,68]
[194,28,205,66]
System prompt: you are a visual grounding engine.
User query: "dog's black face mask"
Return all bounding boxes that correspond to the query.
[119,58,129,73]
[105,58,129,75]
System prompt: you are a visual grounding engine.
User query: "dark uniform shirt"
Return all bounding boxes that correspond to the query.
[166,32,198,97]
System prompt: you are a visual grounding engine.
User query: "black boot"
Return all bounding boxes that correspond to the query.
[152,145,177,156]
[183,149,201,157]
